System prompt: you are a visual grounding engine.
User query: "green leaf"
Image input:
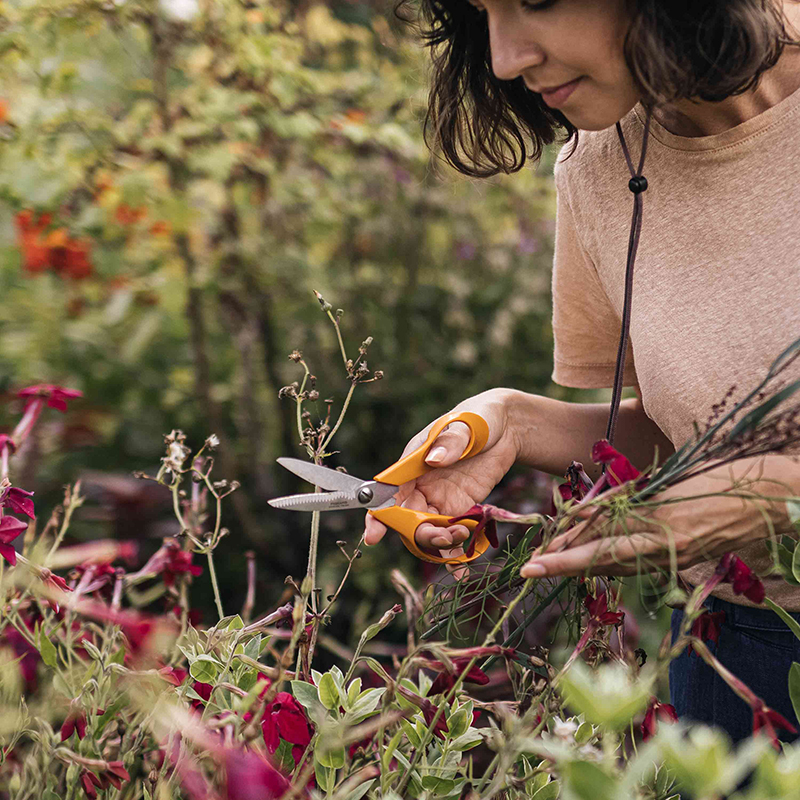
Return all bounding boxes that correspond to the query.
[561,761,618,800]
[347,782,375,800]
[345,687,385,724]
[43,791,61,800]
[447,707,469,740]
[317,745,345,769]
[790,663,800,725]
[189,654,221,684]
[401,718,421,748]
[765,598,800,643]
[318,672,340,711]
[787,499,800,528]
[449,729,483,751]
[792,541,800,584]
[95,696,127,736]
[346,677,362,709]
[314,758,334,794]
[531,782,559,800]
[382,729,404,773]
[38,629,58,669]
[226,615,244,631]
[422,776,455,794]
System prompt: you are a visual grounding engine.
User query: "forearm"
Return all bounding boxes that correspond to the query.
[503,389,675,481]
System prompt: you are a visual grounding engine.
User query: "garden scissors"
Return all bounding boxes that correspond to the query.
[268,411,490,565]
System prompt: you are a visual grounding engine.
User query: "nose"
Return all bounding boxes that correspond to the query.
[488,16,546,82]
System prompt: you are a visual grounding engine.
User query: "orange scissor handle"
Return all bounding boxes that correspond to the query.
[370,410,491,565]
[368,506,490,565]
[373,411,490,486]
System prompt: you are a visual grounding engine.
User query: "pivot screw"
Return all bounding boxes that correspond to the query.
[357,487,374,505]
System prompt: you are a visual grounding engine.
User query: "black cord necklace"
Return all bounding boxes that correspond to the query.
[604,107,653,447]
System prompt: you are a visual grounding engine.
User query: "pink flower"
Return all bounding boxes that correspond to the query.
[447,504,499,552]
[0,515,29,565]
[753,704,797,750]
[688,611,726,655]
[0,435,16,454]
[716,554,765,605]
[427,657,491,696]
[261,692,313,756]
[641,698,678,741]
[1,486,35,519]
[224,748,291,800]
[17,384,82,412]
[584,590,624,627]
[590,440,642,487]
[159,665,189,686]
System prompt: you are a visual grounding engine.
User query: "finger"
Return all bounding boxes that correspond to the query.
[364,513,387,546]
[424,422,472,467]
[521,532,661,578]
[547,514,608,552]
[416,523,470,551]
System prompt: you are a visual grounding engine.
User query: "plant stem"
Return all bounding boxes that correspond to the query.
[320,380,356,453]
[326,309,348,368]
[306,508,321,614]
[206,550,225,621]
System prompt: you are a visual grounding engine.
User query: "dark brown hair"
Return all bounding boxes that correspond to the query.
[412,0,799,177]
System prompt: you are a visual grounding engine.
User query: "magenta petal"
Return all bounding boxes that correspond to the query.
[590,440,641,485]
[4,488,35,520]
[0,543,17,565]
[0,516,27,544]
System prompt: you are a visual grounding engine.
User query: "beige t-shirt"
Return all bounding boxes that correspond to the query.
[551,90,800,609]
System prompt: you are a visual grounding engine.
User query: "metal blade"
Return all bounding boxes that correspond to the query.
[276,457,366,492]
[268,491,362,512]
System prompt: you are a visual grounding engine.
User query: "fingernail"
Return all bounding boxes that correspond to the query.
[432,536,451,548]
[426,447,447,465]
[521,562,547,578]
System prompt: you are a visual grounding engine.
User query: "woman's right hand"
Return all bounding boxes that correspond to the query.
[363,389,522,558]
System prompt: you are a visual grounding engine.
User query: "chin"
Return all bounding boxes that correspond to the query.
[563,108,635,132]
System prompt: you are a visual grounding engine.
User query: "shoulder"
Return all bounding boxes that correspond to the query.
[553,106,643,200]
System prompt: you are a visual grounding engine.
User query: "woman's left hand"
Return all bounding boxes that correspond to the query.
[520,455,799,579]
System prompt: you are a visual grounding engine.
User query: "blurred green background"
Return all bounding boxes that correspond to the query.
[0,0,669,658]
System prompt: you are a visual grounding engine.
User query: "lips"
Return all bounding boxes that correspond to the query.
[534,78,581,95]
[536,77,583,109]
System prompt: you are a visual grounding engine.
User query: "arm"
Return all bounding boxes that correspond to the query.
[506,390,676,482]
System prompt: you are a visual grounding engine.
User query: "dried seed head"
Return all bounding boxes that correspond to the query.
[205,434,220,450]
[308,390,319,401]
[288,350,303,363]
[278,385,298,399]
[374,370,384,380]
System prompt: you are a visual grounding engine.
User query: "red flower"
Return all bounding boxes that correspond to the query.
[716,554,765,605]
[163,548,202,588]
[0,515,29,565]
[584,591,624,627]
[80,770,102,799]
[447,504,499,551]
[0,486,35,519]
[60,709,88,741]
[428,657,490,696]
[1,621,39,691]
[261,692,313,756]
[159,665,189,686]
[753,704,798,750]
[641,697,678,741]
[17,384,82,413]
[224,748,291,800]
[40,568,71,593]
[397,686,449,739]
[191,681,214,710]
[590,440,642,487]
[688,611,726,655]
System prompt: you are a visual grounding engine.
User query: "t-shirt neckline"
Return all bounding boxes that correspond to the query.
[632,82,800,152]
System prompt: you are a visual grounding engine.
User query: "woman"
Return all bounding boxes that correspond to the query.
[365,0,800,742]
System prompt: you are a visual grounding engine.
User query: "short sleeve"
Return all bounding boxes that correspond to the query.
[551,159,637,389]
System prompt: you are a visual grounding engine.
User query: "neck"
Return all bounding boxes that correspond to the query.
[652,6,800,137]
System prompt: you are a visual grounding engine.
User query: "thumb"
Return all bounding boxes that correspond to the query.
[424,421,472,468]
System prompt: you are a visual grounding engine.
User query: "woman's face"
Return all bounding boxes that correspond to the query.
[468,0,641,130]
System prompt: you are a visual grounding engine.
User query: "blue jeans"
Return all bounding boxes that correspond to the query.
[670,596,800,744]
